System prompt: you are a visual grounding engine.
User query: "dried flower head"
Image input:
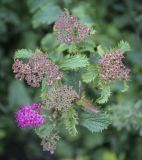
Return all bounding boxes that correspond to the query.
[54,9,91,44]
[41,133,60,154]
[12,53,62,87]
[43,85,79,111]
[99,50,130,83]
[16,103,45,128]
[12,59,30,80]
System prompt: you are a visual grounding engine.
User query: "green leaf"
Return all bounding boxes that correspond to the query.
[79,34,96,53]
[80,112,110,132]
[118,40,131,53]
[28,0,57,13]
[68,44,78,54]
[80,44,95,53]
[121,81,129,92]
[62,108,78,136]
[28,0,48,13]
[33,5,62,28]
[35,121,56,138]
[41,33,57,52]
[97,45,105,57]
[96,85,111,104]
[56,43,69,54]
[110,100,142,135]
[0,129,6,139]
[8,80,31,107]
[72,5,94,25]
[14,49,34,59]
[82,65,99,83]
[103,151,118,160]
[40,79,48,100]
[59,55,89,71]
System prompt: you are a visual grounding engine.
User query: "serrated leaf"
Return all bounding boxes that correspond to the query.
[68,44,78,54]
[59,55,89,70]
[79,34,96,53]
[40,79,48,100]
[35,121,56,138]
[97,45,105,57]
[14,49,34,59]
[33,5,62,28]
[118,40,131,52]
[81,112,110,132]
[82,66,99,83]
[96,85,111,104]
[62,108,78,136]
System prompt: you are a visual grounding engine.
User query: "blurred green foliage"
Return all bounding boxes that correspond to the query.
[0,0,142,160]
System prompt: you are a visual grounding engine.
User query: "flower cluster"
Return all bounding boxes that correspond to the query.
[41,133,60,154]
[54,9,91,44]
[43,85,79,111]
[99,50,130,82]
[16,103,45,128]
[12,54,62,87]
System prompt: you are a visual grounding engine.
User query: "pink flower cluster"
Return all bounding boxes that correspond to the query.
[99,50,130,82]
[54,9,91,44]
[41,133,60,154]
[43,85,79,111]
[12,54,62,87]
[16,103,45,128]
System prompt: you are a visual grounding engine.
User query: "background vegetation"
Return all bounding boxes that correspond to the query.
[0,0,142,160]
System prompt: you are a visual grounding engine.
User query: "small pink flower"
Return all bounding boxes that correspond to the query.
[99,50,130,83]
[12,54,62,87]
[43,85,79,111]
[54,9,91,44]
[16,103,45,128]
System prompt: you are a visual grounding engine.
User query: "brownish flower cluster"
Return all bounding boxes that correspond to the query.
[54,9,91,44]
[41,133,60,154]
[43,85,79,111]
[99,50,130,83]
[12,54,62,87]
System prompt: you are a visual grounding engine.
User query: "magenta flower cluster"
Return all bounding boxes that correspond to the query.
[16,103,45,128]
[99,50,130,82]
[54,9,91,44]
[12,54,62,87]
